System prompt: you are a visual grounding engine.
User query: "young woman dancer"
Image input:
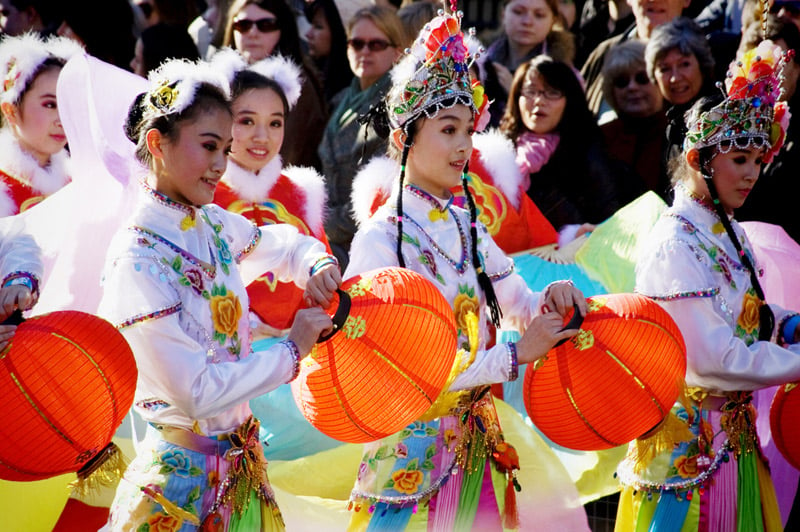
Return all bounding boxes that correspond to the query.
[344,9,589,531]
[0,32,81,216]
[615,40,800,531]
[211,48,331,340]
[98,57,340,531]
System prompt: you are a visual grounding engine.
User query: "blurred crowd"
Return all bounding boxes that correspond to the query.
[1,0,798,266]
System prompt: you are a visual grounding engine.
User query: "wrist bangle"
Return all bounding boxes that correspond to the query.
[309,255,338,278]
[783,315,800,345]
[280,339,301,381]
[506,342,518,381]
[2,272,38,294]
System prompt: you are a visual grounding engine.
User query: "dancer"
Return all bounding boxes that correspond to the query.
[345,9,588,530]
[0,32,81,216]
[211,48,331,340]
[615,40,800,531]
[97,57,340,531]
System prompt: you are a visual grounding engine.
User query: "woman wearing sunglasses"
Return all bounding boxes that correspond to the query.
[317,4,406,269]
[599,39,671,202]
[500,55,624,245]
[221,0,328,172]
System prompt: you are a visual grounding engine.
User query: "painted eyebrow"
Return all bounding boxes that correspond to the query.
[235,108,284,117]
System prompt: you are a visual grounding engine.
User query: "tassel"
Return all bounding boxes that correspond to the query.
[492,440,521,529]
[70,442,129,499]
[504,473,520,529]
[464,309,479,362]
[633,412,694,474]
[141,484,201,526]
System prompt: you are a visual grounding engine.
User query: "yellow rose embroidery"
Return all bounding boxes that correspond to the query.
[453,290,480,332]
[210,292,242,337]
[737,291,761,335]
[146,512,183,532]
[673,455,698,478]
[391,468,424,495]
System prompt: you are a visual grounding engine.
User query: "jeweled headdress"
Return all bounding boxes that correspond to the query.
[386,6,488,133]
[684,39,792,163]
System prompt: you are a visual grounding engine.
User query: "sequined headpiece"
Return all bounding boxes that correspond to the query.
[144,57,231,119]
[684,39,792,164]
[0,32,82,106]
[386,8,489,133]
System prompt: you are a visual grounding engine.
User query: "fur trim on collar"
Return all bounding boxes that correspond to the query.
[0,128,70,195]
[283,164,327,232]
[473,129,523,209]
[351,155,398,227]
[221,155,283,202]
[0,181,15,217]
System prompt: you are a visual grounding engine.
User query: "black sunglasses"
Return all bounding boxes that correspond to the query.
[347,38,393,52]
[232,17,280,34]
[612,71,650,89]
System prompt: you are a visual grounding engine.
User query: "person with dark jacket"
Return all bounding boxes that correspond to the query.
[500,55,625,244]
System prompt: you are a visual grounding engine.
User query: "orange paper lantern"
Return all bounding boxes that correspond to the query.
[0,311,137,481]
[770,382,800,470]
[524,293,686,451]
[292,267,458,443]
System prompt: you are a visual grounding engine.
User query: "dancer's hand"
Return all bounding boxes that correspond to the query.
[304,264,341,308]
[542,281,588,318]
[0,285,34,322]
[515,311,579,365]
[287,307,334,355]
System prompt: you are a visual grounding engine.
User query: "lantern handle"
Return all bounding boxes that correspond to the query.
[554,303,584,347]
[317,289,351,343]
[1,309,24,325]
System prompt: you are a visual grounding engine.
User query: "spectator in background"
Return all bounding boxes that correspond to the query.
[396,0,436,39]
[575,0,634,68]
[645,16,716,178]
[478,0,576,129]
[0,0,60,36]
[55,0,136,71]
[188,0,234,59]
[500,55,624,244]
[318,5,406,269]
[130,23,201,77]
[303,0,363,108]
[221,0,328,170]
[600,39,669,201]
[580,0,690,118]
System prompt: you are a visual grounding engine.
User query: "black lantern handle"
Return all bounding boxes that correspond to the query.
[317,289,351,343]
[554,303,584,347]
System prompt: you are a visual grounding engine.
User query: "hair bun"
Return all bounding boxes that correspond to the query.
[123,92,148,143]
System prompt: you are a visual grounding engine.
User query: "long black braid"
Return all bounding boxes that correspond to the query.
[461,164,503,327]
[395,134,413,268]
[699,152,775,340]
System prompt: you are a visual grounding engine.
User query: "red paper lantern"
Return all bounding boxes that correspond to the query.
[524,293,686,451]
[0,311,137,481]
[770,382,800,470]
[292,267,458,443]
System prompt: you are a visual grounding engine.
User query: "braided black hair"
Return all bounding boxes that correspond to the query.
[393,128,504,328]
[699,150,774,340]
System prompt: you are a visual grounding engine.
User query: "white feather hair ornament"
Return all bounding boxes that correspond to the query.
[0,32,83,106]
[249,54,304,110]
[144,57,230,118]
